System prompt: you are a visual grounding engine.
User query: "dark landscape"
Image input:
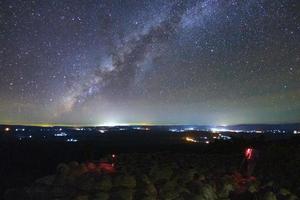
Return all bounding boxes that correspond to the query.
[1,125,300,199]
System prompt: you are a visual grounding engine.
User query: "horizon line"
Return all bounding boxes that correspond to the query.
[0,122,299,127]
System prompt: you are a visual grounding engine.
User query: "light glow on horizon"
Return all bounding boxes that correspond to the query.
[185,137,198,143]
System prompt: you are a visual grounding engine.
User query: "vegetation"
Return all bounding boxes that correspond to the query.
[1,135,300,200]
[3,151,299,200]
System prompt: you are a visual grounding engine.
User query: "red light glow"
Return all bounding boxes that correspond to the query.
[86,162,97,171]
[245,148,253,160]
[98,162,116,173]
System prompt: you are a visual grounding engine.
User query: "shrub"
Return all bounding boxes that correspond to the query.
[114,174,136,189]
[92,192,110,200]
[263,192,277,200]
[198,184,217,200]
[115,189,134,200]
[56,163,70,176]
[94,175,112,191]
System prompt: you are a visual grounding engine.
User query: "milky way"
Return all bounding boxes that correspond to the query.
[0,0,299,125]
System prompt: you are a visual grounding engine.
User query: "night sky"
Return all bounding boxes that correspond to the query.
[0,0,299,126]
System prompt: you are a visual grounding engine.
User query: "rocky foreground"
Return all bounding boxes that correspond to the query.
[4,153,299,200]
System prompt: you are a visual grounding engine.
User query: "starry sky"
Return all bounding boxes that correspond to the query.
[0,0,299,126]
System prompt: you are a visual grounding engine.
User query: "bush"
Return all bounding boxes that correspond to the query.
[198,184,217,200]
[94,175,112,191]
[56,163,70,176]
[263,192,277,200]
[75,174,95,191]
[114,174,136,189]
[149,165,173,182]
[73,195,89,200]
[140,196,157,200]
[92,192,110,200]
[115,189,134,200]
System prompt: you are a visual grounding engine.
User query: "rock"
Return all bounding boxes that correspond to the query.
[4,188,30,200]
[50,185,76,198]
[35,175,55,186]
[26,186,51,200]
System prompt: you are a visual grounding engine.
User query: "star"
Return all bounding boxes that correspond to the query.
[0,0,299,125]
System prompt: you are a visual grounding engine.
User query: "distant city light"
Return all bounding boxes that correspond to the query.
[219,134,232,140]
[15,128,25,132]
[185,127,195,131]
[98,122,130,127]
[99,130,107,133]
[133,127,150,131]
[185,137,198,143]
[169,128,185,133]
[211,128,228,133]
[4,127,10,132]
[210,127,243,133]
[54,132,67,137]
[66,138,78,142]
